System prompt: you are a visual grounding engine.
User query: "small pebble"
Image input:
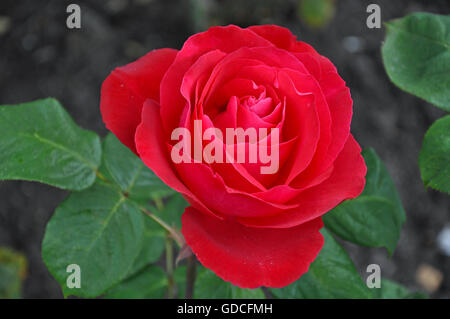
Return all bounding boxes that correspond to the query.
[124,41,145,58]
[437,226,450,256]
[107,0,129,13]
[22,34,38,51]
[342,36,365,53]
[134,0,153,5]
[0,16,11,35]
[416,264,443,293]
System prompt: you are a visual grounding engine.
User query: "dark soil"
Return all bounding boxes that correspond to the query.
[0,0,449,298]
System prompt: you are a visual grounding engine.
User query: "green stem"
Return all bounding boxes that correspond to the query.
[96,163,187,297]
[154,197,164,211]
[166,236,175,299]
[185,255,197,299]
[95,170,108,183]
[139,206,184,247]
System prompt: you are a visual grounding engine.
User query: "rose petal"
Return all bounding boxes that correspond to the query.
[207,78,265,115]
[181,49,227,116]
[100,48,177,153]
[236,103,274,130]
[135,99,218,218]
[252,165,333,204]
[160,25,274,135]
[248,25,297,51]
[202,112,267,193]
[230,134,297,188]
[182,206,324,288]
[269,71,322,184]
[199,46,309,117]
[238,135,366,228]
[249,97,273,117]
[291,72,352,187]
[174,157,300,218]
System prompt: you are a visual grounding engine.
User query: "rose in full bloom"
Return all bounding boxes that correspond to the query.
[100,25,366,288]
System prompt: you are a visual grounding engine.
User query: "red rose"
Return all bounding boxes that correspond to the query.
[100,25,366,288]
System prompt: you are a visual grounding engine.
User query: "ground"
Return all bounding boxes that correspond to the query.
[0,0,449,298]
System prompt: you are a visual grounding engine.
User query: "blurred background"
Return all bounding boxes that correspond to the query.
[0,0,449,298]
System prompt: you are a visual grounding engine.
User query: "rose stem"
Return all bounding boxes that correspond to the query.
[154,197,164,211]
[94,169,187,296]
[166,236,175,299]
[95,170,108,182]
[93,166,183,246]
[139,206,184,247]
[185,255,197,299]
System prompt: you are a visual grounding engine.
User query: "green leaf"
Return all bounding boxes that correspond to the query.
[382,13,450,111]
[323,149,406,255]
[127,216,166,277]
[376,279,427,299]
[41,134,176,297]
[103,133,174,200]
[104,265,187,299]
[42,182,145,297]
[0,247,27,299]
[419,115,450,194]
[269,229,371,299]
[194,268,265,299]
[0,98,101,190]
[104,266,167,299]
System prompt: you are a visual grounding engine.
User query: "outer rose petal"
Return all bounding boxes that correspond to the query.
[292,70,353,187]
[249,25,319,56]
[249,24,353,182]
[135,99,219,219]
[101,48,177,153]
[238,134,367,228]
[248,24,297,50]
[182,206,324,288]
[174,157,300,218]
[160,25,274,135]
